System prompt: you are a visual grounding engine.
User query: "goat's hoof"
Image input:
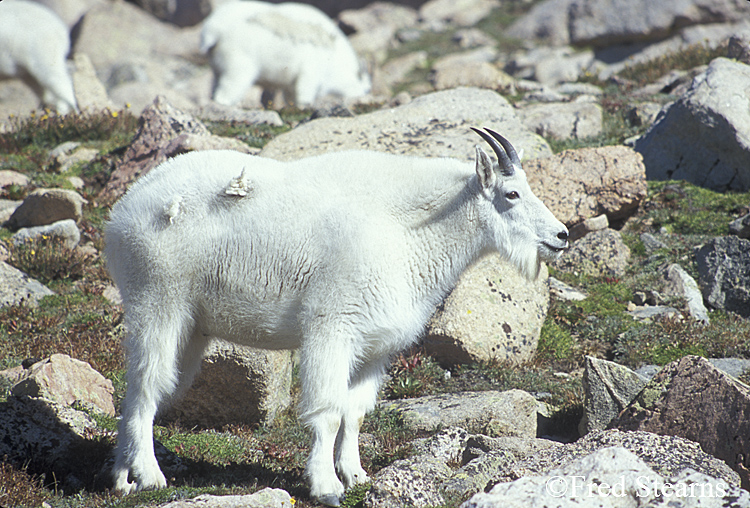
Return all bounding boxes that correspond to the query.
[315,494,342,507]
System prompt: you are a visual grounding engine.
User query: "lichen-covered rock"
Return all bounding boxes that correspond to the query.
[578,356,648,435]
[0,396,97,492]
[612,356,750,489]
[551,228,631,278]
[502,429,740,488]
[157,488,295,508]
[424,256,549,365]
[464,446,748,508]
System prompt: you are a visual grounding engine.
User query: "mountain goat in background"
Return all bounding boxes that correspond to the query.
[0,0,78,114]
[106,128,568,506]
[200,1,371,107]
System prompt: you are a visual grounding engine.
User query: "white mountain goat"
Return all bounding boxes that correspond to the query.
[0,0,78,114]
[200,1,371,107]
[105,128,568,506]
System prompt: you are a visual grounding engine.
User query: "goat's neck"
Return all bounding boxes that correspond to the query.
[407,182,489,301]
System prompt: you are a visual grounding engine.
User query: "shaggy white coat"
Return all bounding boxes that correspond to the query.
[106,135,568,505]
[0,0,78,114]
[200,1,370,106]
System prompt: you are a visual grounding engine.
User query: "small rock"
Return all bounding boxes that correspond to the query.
[639,232,667,252]
[11,354,115,416]
[568,214,608,242]
[664,263,709,323]
[627,305,680,321]
[0,261,54,307]
[6,188,87,230]
[548,277,587,301]
[551,229,631,278]
[12,219,81,250]
[729,212,750,238]
[0,170,29,189]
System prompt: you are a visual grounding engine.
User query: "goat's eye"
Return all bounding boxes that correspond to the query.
[505,191,520,200]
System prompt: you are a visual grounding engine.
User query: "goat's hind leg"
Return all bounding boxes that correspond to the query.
[335,361,385,489]
[113,314,191,493]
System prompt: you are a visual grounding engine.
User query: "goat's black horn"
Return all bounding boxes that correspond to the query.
[471,127,516,177]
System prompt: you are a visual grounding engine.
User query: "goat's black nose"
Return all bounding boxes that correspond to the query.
[558,230,569,242]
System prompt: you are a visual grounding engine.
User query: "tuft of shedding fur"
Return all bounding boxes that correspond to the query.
[105,132,568,506]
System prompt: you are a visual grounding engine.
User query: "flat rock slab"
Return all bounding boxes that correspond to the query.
[157,488,294,508]
[381,390,538,437]
[260,87,552,162]
[465,446,749,508]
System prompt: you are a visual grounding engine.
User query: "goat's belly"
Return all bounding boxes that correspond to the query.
[197,292,303,350]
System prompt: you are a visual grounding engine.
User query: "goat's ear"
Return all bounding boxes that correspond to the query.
[475,146,496,190]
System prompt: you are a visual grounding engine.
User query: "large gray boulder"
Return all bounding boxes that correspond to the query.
[635,58,750,191]
[696,236,750,317]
